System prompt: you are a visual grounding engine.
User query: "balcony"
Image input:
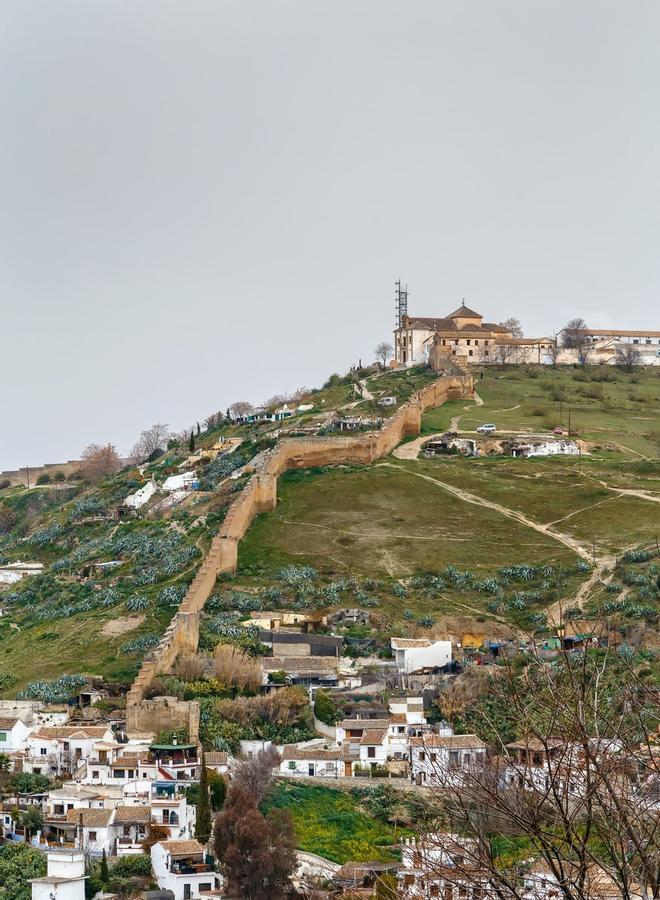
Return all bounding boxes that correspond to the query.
[170,861,212,875]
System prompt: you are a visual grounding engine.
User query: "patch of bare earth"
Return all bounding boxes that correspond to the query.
[101,614,145,637]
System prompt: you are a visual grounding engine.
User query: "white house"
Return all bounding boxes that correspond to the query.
[31,849,86,900]
[62,807,115,855]
[0,561,45,584]
[511,440,580,459]
[0,715,30,752]
[358,727,389,771]
[25,726,114,777]
[280,741,344,778]
[391,638,452,674]
[387,697,428,759]
[410,734,487,788]
[151,839,220,899]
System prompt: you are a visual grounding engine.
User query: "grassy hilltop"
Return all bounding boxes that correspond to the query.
[1,363,659,692]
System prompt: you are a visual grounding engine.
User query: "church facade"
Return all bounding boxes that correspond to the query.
[394,302,513,367]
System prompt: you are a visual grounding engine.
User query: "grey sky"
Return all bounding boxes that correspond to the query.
[2,1,659,470]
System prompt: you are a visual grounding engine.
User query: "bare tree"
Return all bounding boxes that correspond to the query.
[576,342,594,368]
[129,423,170,463]
[548,339,561,368]
[491,339,520,367]
[229,401,254,420]
[232,745,282,804]
[80,443,121,482]
[499,317,523,339]
[203,411,225,431]
[615,343,642,372]
[561,318,589,348]
[375,341,394,368]
[412,648,660,900]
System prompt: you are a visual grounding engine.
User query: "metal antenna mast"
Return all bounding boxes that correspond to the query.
[395,279,408,328]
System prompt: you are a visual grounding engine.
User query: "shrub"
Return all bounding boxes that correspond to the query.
[0,479,10,490]
[35,473,51,485]
[314,688,340,725]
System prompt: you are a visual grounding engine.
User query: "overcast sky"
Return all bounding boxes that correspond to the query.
[1,1,659,470]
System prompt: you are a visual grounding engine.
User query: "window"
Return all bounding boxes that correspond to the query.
[0,733,6,742]
[633,339,639,344]
[288,761,297,770]
[114,770,124,778]
[475,340,479,345]
[89,831,97,841]
[40,748,47,756]
[466,339,471,345]
[200,885,212,892]
[123,826,131,836]
[92,771,99,779]
[368,747,376,759]
[430,753,437,762]
[468,350,473,357]
[646,339,652,345]
[419,751,426,761]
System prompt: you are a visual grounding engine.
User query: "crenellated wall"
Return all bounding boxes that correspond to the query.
[125,373,473,736]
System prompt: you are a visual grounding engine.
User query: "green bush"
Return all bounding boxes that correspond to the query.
[36,473,52,485]
[313,688,340,725]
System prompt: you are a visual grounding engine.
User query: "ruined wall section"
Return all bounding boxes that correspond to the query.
[126,374,472,734]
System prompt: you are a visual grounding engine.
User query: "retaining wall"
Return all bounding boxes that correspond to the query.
[126,374,473,736]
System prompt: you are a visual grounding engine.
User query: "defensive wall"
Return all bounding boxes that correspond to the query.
[126,373,473,737]
[0,459,83,487]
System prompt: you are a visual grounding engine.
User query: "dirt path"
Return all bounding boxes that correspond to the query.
[473,391,484,407]
[357,378,374,401]
[392,433,446,460]
[381,462,591,561]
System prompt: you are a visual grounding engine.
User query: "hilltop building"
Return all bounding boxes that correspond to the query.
[394,301,556,368]
[394,301,510,367]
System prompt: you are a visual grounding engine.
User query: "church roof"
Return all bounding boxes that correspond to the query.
[447,302,482,319]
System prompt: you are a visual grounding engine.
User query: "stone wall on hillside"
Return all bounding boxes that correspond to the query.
[0,459,83,487]
[126,373,473,736]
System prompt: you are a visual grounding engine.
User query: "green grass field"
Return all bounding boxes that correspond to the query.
[264,782,406,863]
[238,464,582,579]
[453,365,660,457]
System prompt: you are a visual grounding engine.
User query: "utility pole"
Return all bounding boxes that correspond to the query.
[592,534,596,566]
[578,446,582,477]
[568,407,572,436]
[25,465,30,489]
[395,279,408,329]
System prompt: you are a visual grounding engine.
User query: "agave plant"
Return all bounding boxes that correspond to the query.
[125,594,151,612]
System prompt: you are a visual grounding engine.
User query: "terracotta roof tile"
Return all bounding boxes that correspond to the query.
[65,807,113,827]
[0,718,20,729]
[31,726,111,740]
[161,839,205,856]
[113,805,151,823]
[360,729,387,746]
[410,734,486,750]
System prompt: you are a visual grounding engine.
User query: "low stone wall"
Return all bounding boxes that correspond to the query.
[126,373,473,736]
[0,459,83,487]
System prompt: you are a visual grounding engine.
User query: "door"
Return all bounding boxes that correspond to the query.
[183,885,192,900]
[308,763,315,776]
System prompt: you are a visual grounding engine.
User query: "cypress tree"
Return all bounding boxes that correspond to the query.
[195,752,212,845]
[100,848,109,884]
[189,431,195,453]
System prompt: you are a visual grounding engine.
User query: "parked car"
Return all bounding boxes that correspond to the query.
[476,423,497,434]
[552,427,565,435]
